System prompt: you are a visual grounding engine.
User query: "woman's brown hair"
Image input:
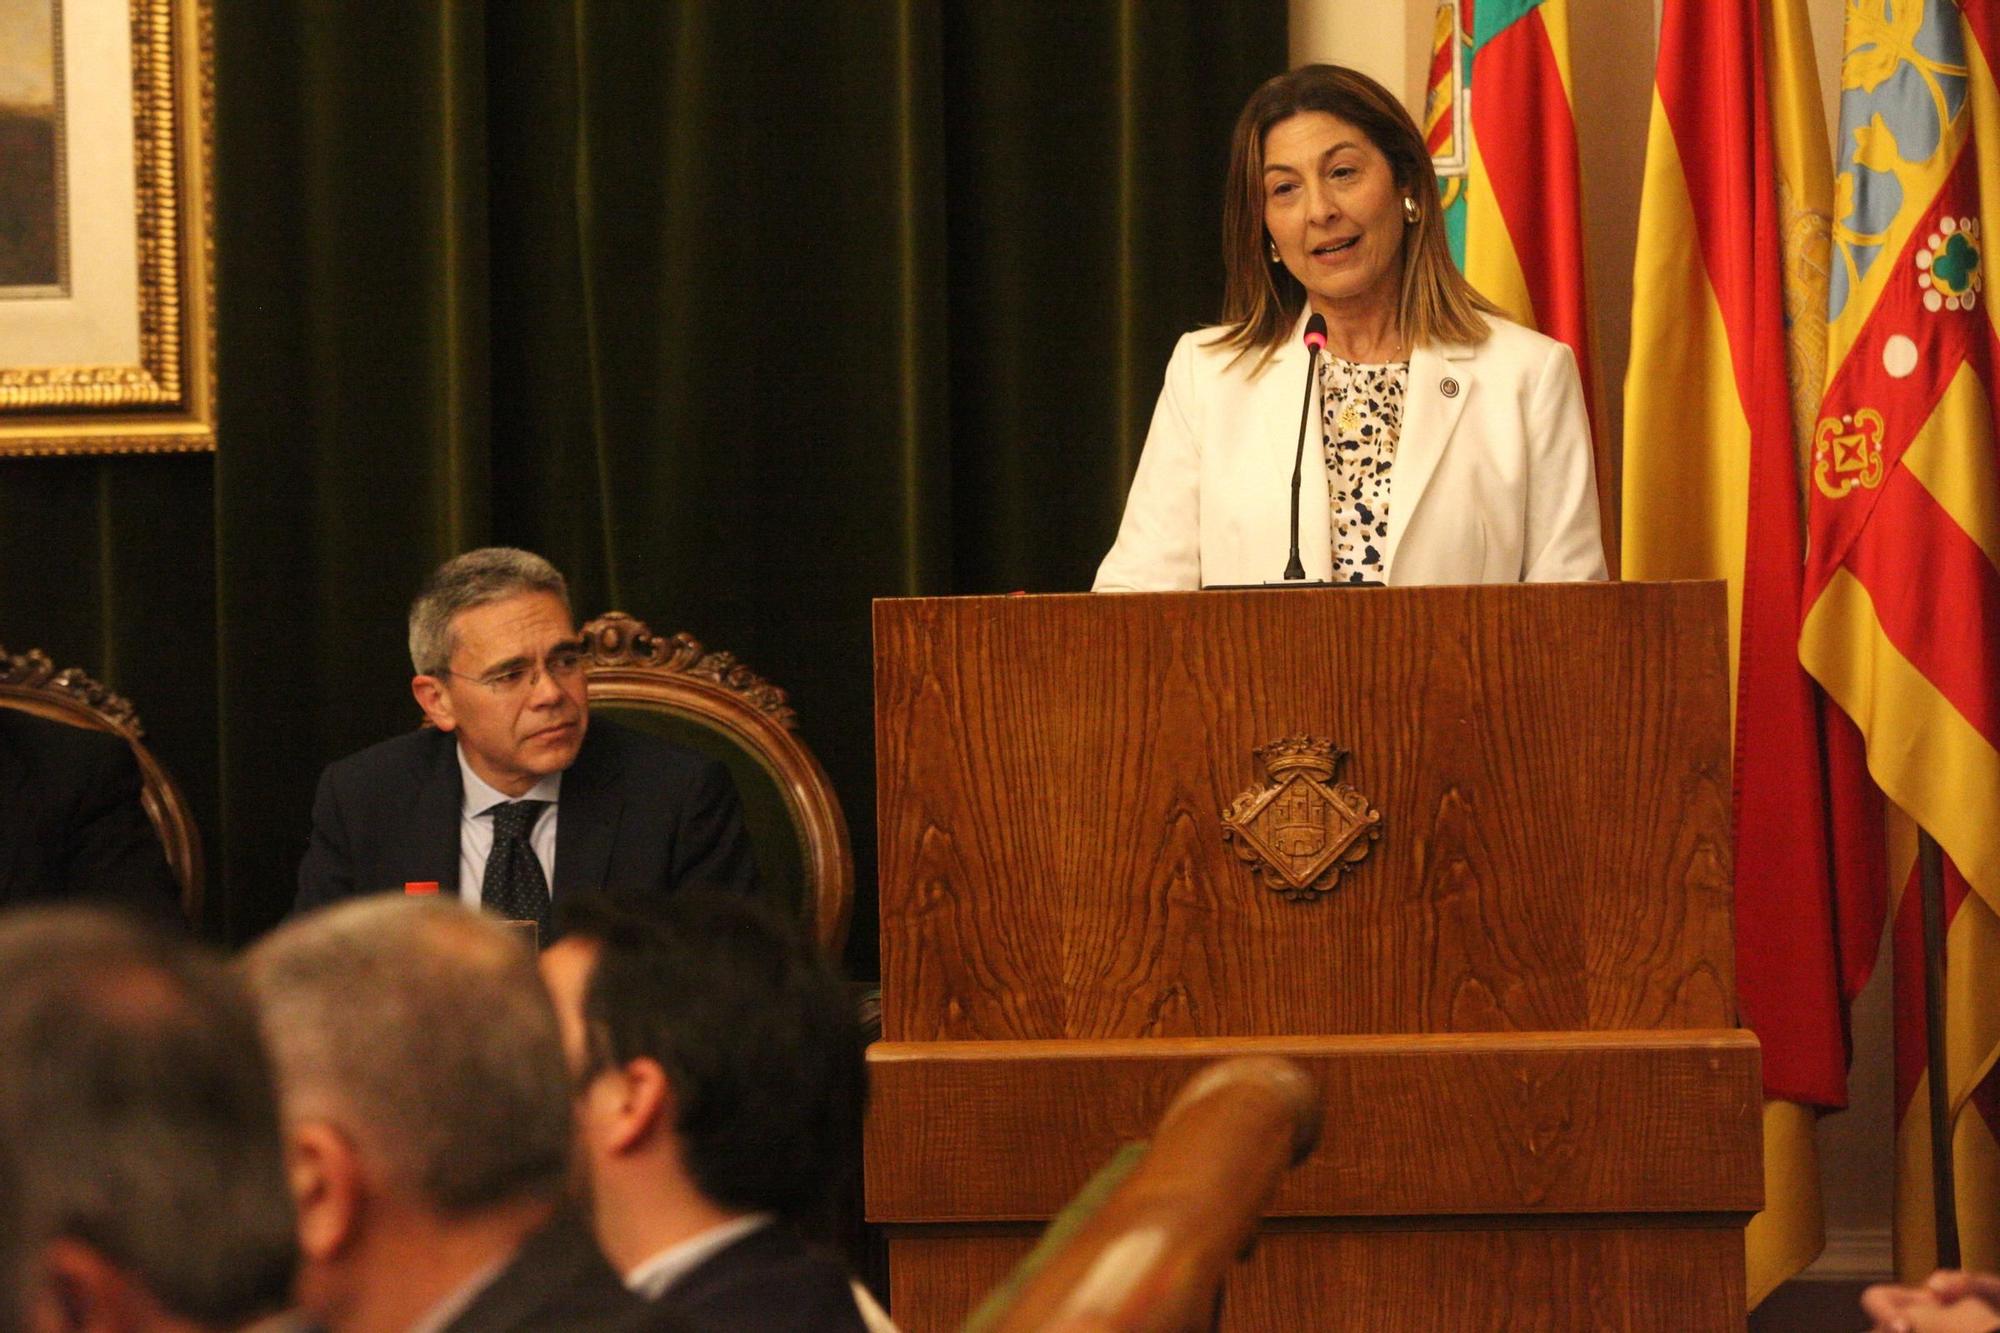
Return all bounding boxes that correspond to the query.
[1214,64,1500,363]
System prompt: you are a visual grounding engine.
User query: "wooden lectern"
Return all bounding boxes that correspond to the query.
[865,582,1762,1330]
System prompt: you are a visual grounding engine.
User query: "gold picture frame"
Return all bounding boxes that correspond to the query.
[0,0,214,456]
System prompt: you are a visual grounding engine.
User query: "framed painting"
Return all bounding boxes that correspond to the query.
[0,0,212,456]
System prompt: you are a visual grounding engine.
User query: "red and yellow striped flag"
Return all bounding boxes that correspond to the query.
[1426,0,1467,221]
[1457,0,1606,552]
[1462,0,1592,392]
[1802,0,2000,1281]
[1623,0,1886,1304]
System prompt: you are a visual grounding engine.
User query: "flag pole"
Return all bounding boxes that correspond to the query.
[1918,828,1960,1269]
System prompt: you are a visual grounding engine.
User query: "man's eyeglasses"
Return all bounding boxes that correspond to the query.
[442,645,587,696]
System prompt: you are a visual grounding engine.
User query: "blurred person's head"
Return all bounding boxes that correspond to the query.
[242,897,571,1332]
[0,907,295,1333]
[539,893,865,1272]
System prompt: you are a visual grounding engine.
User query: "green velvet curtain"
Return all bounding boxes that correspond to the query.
[0,0,1283,973]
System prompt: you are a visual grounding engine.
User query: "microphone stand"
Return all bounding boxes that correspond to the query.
[1206,314,1381,591]
[1284,339,1323,580]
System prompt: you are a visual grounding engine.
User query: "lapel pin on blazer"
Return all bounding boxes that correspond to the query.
[1440,377,1461,398]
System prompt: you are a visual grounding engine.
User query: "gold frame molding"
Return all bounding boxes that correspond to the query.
[0,0,216,456]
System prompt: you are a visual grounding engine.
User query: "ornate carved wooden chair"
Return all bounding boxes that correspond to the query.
[577,612,852,957]
[0,646,203,922]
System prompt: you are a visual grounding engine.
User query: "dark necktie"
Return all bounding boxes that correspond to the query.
[482,800,551,936]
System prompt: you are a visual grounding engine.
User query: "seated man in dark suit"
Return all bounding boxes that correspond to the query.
[294,546,756,937]
[540,892,870,1332]
[0,708,178,916]
[0,906,296,1332]
[243,895,679,1333]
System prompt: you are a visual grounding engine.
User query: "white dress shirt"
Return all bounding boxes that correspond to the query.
[454,747,560,906]
[623,1214,774,1300]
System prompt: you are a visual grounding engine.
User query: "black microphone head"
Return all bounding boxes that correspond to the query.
[1303,313,1328,352]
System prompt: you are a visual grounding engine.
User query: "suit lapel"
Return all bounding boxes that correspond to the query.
[409,732,465,895]
[1382,340,1473,581]
[551,725,620,895]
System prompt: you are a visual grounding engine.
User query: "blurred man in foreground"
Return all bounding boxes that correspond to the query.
[0,906,295,1332]
[541,893,869,1331]
[244,896,658,1333]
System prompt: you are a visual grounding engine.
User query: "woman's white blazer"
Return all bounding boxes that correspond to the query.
[1093,313,1607,590]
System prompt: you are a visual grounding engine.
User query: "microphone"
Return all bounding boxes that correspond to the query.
[1284,313,1329,580]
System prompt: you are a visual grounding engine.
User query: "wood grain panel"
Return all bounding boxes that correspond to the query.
[888,1224,1746,1331]
[874,582,1733,1041]
[864,1033,1761,1222]
[979,1055,1321,1332]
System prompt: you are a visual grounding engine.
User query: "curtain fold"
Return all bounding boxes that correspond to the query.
[1,1,1285,965]
[213,0,497,942]
[0,456,219,923]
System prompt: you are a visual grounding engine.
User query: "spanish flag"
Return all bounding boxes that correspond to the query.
[1623,0,1886,1306]
[1801,1,2000,1281]
[1439,0,1602,534]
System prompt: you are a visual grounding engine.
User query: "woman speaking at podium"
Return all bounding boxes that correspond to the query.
[1093,65,1606,591]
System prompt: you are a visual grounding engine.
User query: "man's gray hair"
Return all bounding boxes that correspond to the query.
[242,897,572,1213]
[0,907,297,1326]
[408,546,570,675]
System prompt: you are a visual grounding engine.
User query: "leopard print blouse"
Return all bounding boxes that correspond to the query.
[1318,354,1408,584]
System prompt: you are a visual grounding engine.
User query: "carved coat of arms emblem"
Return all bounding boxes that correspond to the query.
[1221,736,1381,902]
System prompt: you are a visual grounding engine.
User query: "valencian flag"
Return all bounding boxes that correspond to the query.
[1622,0,1888,1304]
[1426,0,1594,401]
[1801,0,2000,1280]
[1426,0,1604,542]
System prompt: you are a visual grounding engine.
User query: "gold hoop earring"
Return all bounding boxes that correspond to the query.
[1267,237,1282,264]
[1403,196,1419,225]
